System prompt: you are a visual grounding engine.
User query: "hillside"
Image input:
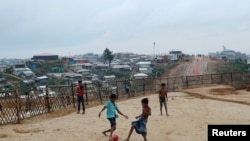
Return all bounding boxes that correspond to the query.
[166,56,224,78]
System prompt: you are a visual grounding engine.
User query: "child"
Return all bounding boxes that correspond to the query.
[98,94,129,141]
[124,80,131,97]
[158,83,169,116]
[76,80,85,114]
[124,98,151,141]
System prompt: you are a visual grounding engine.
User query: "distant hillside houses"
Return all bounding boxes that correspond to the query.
[34,75,48,83]
[169,50,183,61]
[247,55,250,64]
[65,53,98,65]
[104,75,116,82]
[13,65,35,79]
[63,73,82,84]
[136,61,153,74]
[133,73,148,79]
[0,64,6,72]
[32,53,59,61]
[19,70,34,79]
[0,78,7,87]
[209,46,247,62]
[111,64,131,72]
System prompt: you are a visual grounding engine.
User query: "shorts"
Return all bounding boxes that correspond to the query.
[108,118,116,128]
[159,97,167,107]
[132,116,147,137]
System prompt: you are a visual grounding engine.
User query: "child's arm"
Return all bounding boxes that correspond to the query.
[148,107,152,116]
[116,109,128,119]
[143,107,151,116]
[98,106,106,118]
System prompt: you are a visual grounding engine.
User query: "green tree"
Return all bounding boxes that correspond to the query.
[103,48,115,68]
[218,58,248,73]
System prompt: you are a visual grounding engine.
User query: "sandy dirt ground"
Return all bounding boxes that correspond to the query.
[0,85,250,141]
[166,56,216,78]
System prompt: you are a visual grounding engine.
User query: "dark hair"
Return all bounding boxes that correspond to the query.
[78,80,82,84]
[109,94,116,99]
[141,98,149,104]
[161,83,166,87]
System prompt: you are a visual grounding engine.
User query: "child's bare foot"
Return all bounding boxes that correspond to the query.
[166,113,169,116]
[102,131,107,136]
[109,137,113,141]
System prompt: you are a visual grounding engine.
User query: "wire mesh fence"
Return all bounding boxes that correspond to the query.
[1,71,250,125]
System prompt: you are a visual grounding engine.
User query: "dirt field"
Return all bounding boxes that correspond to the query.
[0,85,249,141]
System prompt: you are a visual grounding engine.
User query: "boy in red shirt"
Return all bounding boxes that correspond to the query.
[76,80,85,114]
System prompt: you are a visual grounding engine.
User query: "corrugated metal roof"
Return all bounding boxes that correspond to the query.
[34,53,58,56]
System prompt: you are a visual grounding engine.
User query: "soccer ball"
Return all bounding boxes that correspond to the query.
[113,134,119,141]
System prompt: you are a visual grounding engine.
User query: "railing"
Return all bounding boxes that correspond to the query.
[0,71,250,125]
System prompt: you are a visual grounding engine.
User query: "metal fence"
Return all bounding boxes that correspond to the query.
[1,71,250,125]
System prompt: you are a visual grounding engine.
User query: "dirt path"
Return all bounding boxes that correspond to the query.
[167,57,218,78]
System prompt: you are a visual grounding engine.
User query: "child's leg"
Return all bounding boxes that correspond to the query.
[82,98,85,114]
[103,118,116,136]
[164,103,168,116]
[143,136,147,141]
[160,103,163,115]
[77,98,80,113]
[124,125,135,141]
[102,129,111,136]
[102,125,116,136]
[109,125,116,140]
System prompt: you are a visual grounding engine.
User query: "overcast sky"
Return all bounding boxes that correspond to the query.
[1,0,250,58]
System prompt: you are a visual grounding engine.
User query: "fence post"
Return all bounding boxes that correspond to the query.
[15,84,20,124]
[173,77,176,92]
[85,83,88,105]
[186,76,189,88]
[155,78,157,93]
[71,84,75,108]
[210,74,213,84]
[230,73,233,86]
[220,73,223,84]
[166,77,169,91]
[143,78,145,95]
[201,75,203,85]
[98,82,103,103]
[45,85,50,113]
[115,81,119,99]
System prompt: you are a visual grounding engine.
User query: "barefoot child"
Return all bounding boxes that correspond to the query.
[124,98,151,141]
[158,83,169,116]
[98,94,128,141]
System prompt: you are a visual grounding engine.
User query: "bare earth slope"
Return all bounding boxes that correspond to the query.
[167,56,221,77]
